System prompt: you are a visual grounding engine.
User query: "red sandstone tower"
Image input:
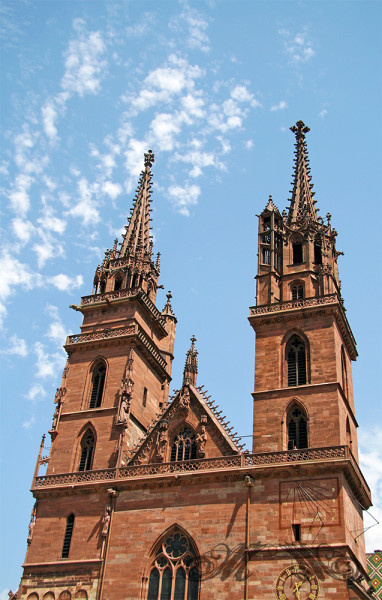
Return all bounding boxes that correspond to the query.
[15,126,373,600]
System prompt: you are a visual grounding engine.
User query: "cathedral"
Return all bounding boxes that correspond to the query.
[15,122,375,600]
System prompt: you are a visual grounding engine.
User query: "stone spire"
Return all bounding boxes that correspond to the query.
[183,335,198,387]
[161,291,176,318]
[287,121,318,224]
[120,150,155,257]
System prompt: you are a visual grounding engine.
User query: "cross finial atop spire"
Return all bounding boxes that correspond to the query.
[144,149,155,169]
[183,335,198,387]
[162,290,176,319]
[290,120,310,139]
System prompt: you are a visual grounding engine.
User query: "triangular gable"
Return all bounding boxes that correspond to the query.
[127,384,242,466]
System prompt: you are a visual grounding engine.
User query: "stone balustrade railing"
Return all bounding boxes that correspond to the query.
[33,445,369,494]
[249,293,338,316]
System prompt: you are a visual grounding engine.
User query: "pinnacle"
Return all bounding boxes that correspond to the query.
[183,335,198,387]
[162,290,176,318]
[287,121,318,225]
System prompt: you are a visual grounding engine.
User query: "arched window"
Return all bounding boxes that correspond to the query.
[346,417,352,448]
[62,514,75,558]
[292,240,303,264]
[314,237,322,264]
[286,335,307,386]
[99,279,106,294]
[114,277,123,291]
[170,427,197,462]
[291,283,304,300]
[79,430,95,471]
[147,529,199,600]
[89,363,106,408]
[287,405,308,449]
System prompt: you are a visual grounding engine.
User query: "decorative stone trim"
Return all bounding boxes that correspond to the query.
[249,293,338,315]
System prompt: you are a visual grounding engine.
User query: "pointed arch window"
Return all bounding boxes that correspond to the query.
[341,347,348,398]
[292,241,303,264]
[114,277,123,291]
[89,363,106,408]
[346,417,352,448]
[147,530,199,600]
[62,514,75,558]
[99,280,106,294]
[291,283,304,300]
[79,430,95,471]
[287,405,308,449]
[286,335,307,386]
[314,237,322,264]
[170,427,197,462]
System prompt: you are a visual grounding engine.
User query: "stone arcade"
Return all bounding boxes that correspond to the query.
[15,123,374,600]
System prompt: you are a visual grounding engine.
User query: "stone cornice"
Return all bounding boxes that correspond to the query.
[249,293,357,360]
[79,288,167,336]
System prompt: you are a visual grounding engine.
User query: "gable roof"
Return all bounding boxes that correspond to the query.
[126,384,244,466]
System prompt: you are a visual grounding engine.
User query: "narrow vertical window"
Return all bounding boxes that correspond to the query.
[292,523,301,541]
[143,387,148,407]
[79,430,95,471]
[99,280,106,294]
[114,277,122,291]
[90,364,106,408]
[62,514,75,558]
[287,335,307,386]
[291,284,304,300]
[314,239,322,264]
[292,242,303,264]
[341,347,348,398]
[346,418,352,448]
[287,406,308,449]
[262,248,271,265]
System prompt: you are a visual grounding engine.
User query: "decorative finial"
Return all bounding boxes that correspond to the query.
[183,335,198,387]
[290,120,310,139]
[162,290,176,318]
[144,149,155,168]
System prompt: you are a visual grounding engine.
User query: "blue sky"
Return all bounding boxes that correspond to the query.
[1,0,381,592]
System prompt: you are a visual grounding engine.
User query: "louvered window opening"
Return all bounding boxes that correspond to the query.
[62,514,75,558]
[170,428,197,462]
[147,531,199,600]
[79,431,95,471]
[287,336,307,386]
[314,242,322,264]
[287,407,308,449]
[291,285,304,300]
[262,248,271,265]
[114,278,123,291]
[89,365,106,408]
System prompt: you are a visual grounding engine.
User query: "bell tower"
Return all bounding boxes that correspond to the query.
[248,122,372,598]
[46,150,177,476]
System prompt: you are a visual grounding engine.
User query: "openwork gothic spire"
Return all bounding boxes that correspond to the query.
[120,150,155,257]
[183,335,198,387]
[287,121,318,224]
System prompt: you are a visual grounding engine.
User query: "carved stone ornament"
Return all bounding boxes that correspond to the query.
[117,393,131,425]
[179,385,191,414]
[196,425,208,458]
[154,420,169,462]
[27,503,37,545]
[101,505,111,538]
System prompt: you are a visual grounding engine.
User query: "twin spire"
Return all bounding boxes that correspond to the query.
[120,149,155,258]
[287,120,318,224]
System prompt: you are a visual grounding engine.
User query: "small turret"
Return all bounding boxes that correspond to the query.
[183,336,198,387]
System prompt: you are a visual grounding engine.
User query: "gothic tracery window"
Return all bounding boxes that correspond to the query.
[89,363,106,408]
[147,530,199,600]
[291,283,304,300]
[287,405,308,449]
[170,427,197,462]
[79,430,95,471]
[286,335,307,386]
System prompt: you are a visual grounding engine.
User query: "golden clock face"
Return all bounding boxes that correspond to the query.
[275,564,319,600]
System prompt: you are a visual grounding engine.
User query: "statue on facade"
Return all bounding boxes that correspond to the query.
[196,425,208,458]
[101,505,111,538]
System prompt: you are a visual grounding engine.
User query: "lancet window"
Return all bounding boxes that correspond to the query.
[170,427,197,462]
[79,430,95,471]
[291,283,304,300]
[89,363,106,409]
[286,335,307,386]
[147,530,199,600]
[292,241,303,264]
[61,514,75,558]
[314,237,322,264]
[287,405,308,449]
[114,277,123,291]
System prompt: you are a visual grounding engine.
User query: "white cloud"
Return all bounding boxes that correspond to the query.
[102,180,122,199]
[149,112,181,152]
[42,100,58,141]
[33,239,64,269]
[26,383,47,402]
[45,305,68,346]
[280,29,315,63]
[9,173,33,215]
[173,150,218,178]
[1,334,28,357]
[270,100,288,112]
[34,341,66,378]
[168,183,201,216]
[67,177,101,225]
[38,205,67,235]
[359,429,382,552]
[169,6,210,53]
[231,85,260,107]
[319,108,328,119]
[61,18,107,97]
[12,217,35,245]
[245,140,254,150]
[49,273,83,292]
[22,415,36,429]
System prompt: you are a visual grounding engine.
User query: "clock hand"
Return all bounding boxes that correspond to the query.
[293,580,302,600]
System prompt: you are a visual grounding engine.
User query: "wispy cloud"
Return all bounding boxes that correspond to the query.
[279,29,315,64]
[168,183,200,217]
[270,100,288,112]
[169,5,210,53]
[0,334,28,357]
